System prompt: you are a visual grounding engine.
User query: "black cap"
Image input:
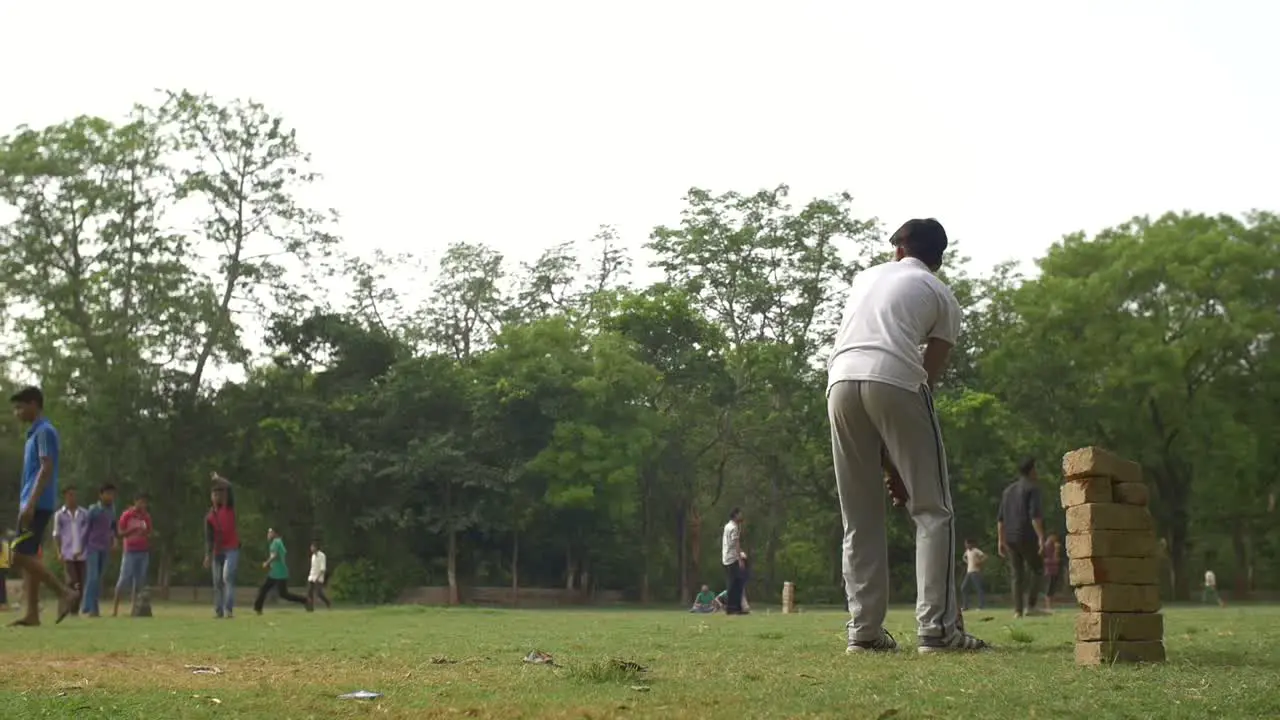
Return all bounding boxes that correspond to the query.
[9,386,43,406]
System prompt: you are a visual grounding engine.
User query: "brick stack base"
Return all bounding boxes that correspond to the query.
[1061,447,1166,665]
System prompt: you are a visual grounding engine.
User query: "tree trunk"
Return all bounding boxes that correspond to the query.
[446,529,459,606]
[1230,521,1248,600]
[676,506,688,602]
[158,546,171,601]
[690,506,702,592]
[564,545,576,591]
[511,529,520,608]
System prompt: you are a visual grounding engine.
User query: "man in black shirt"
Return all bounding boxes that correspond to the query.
[997,457,1047,618]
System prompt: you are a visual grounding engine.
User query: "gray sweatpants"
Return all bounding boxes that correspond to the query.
[828,380,959,640]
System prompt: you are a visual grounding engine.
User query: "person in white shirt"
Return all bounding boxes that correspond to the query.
[721,508,748,615]
[307,541,331,610]
[827,218,988,654]
[52,487,90,615]
[1202,568,1225,607]
[960,539,987,611]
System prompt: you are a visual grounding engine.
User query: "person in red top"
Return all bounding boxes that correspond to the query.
[203,473,240,619]
[112,493,152,617]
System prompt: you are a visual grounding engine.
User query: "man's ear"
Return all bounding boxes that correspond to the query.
[893,246,906,261]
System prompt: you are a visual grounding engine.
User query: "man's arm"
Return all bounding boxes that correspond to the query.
[997,521,1007,557]
[923,287,962,390]
[922,339,953,390]
[205,515,215,555]
[318,552,326,579]
[1030,487,1046,552]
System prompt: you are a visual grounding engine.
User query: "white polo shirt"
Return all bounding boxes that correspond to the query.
[827,257,962,392]
[722,520,741,566]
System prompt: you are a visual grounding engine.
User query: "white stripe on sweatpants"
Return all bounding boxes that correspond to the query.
[828,379,959,641]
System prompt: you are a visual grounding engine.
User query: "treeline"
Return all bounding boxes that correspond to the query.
[0,90,1277,604]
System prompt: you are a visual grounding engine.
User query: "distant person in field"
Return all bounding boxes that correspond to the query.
[1202,568,1226,607]
[204,473,240,619]
[307,541,331,610]
[253,528,310,614]
[826,219,988,653]
[960,540,987,611]
[52,486,89,616]
[113,493,153,617]
[9,387,78,627]
[1042,533,1063,611]
[690,584,716,613]
[721,508,748,615]
[998,457,1047,618]
[81,483,117,616]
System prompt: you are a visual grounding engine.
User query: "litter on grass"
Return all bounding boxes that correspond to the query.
[338,690,383,700]
[184,665,222,675]
[523,650,556,666]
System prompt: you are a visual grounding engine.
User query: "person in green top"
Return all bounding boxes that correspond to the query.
[252,528,311,614]
[689,584,716,613]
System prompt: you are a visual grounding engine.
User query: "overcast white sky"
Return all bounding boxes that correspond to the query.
[3,0,1278,293]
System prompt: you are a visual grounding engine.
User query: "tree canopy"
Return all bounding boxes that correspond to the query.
[1,92,1276,604]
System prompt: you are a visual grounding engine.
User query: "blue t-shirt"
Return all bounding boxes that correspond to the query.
[20,418,59,512]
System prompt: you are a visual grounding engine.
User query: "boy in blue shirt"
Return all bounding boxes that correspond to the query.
[9,387,77,626]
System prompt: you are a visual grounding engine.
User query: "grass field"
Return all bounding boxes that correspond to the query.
[0,602,1277,719]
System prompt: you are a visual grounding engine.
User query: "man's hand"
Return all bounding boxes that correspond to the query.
[884,466,909,507]
[261,561,269,570]
[203,555,211,569]
[1037,540,1045,557]
[998,543,1008,558]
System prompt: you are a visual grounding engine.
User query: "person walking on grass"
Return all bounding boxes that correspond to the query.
[960,539,987,611]
[998,457,1048,618]
[827,220,988,653]
[52,487,89,617]
[253,528,310,614]
[113,493,152,617]
[8,386,78,627]
[81,483,117,617]
[1042,533,1062,611]
[1202,568,1226,607]
[720,508,748,615]
[204,473,240,619]
[307,541,331,610]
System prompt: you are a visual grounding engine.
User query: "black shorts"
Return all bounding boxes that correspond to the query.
[1045,571,1062,596]
[14,508,53,556]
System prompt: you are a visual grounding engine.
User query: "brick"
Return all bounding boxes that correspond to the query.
[1061,478,1113,508]
[1066,531,1157,559]
[1075,584,1161,613]
[1062,447,1143,484]
[1075,612,1164,642]
[1113,482,1149,506]
[1066,504,1154,534]
[1075,640,1166,665]
[1069,557,1159,586]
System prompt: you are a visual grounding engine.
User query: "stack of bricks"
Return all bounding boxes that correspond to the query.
[1061,447,1166,666]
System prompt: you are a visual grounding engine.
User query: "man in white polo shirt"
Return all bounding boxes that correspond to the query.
[721,508,748,615]
[827,218,989,654]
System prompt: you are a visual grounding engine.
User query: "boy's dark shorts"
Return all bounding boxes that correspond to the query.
[13,509,53,556]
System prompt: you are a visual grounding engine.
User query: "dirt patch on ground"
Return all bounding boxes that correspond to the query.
[0,651,332,692]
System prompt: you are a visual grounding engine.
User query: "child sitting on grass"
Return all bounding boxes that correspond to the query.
[690,585,716,613]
